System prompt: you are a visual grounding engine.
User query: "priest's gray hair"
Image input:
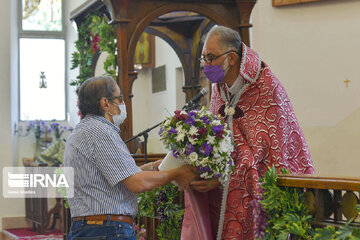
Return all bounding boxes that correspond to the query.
[205,26,242,54]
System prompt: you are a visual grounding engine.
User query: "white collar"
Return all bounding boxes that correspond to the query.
[226,75,244,96]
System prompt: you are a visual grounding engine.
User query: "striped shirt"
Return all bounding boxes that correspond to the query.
[64,114,141,217]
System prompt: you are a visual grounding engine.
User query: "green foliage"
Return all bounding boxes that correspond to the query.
[313,226,337,240]
[89,15,117,80]
[260,166,360,240]
[70,13,116,93]
[261,166,313,240]
[137,184,184,240]
[137,186,159,217]
[54,167,69,208]
[70,14,97,93]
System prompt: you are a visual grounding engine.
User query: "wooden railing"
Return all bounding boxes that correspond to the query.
[133,153,166,166]
[277,174,360,228]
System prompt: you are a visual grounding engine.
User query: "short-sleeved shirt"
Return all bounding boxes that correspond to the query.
[64,114,141,217]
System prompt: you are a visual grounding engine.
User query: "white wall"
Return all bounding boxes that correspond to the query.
[66,0,83,128]
[0,0,25,227]
[251,0,360,176]
[133,37,184,153]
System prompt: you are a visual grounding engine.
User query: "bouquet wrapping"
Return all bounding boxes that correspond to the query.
[158,151,184,187]
[159,108,235,185]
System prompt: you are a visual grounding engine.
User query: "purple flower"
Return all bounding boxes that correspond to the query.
[200,116,210,125]
[199,142,213,157]
[184,111,197,126]
[168,127,178,136]
[51,122,60,129]
[197,165,211,172]
[184,117,195,126]
[213,173,222,178]
[158,127,164,135]
[172,149,180,158]
[250,182,268,240]
[188,111,197,119]
[185,142,195,155]
[212,125,223,134]
[250,198,268,240]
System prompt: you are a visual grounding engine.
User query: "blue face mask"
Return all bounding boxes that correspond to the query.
[109,103,127,126]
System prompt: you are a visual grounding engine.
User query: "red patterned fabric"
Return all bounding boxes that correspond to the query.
[182,43,314,240]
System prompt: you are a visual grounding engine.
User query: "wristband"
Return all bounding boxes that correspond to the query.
[148,162,154,171]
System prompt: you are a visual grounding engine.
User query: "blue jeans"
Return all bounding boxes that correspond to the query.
[68,216,136,240]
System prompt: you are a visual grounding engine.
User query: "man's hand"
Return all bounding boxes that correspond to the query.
[152,159,162,171]
[190,178,221,192]
[174,165,196,191]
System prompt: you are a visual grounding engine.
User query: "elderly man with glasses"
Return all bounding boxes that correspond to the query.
[182,26,315,240]
[64,76,196,240]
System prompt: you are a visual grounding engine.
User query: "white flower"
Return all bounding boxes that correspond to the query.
[225,106,235,116]
[206,136,216,145]
[200,157,209,166]
[214,155,222,163]
[200,172,210,179]
[176,124,184,133]
[189,152,198,162]
[176,132,185,142]
[212,120,221,126]
[219,139,232,153]
[189,126,198,135]
[164,120,171,126]
[213,146,219,153]
[189,137,198,145]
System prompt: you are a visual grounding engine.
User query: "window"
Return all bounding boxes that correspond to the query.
[19,0,65,121]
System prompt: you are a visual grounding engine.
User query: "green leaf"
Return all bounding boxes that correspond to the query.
[350,227,360,239]
[336,225,355,240]
[288,222,306,237]
[277,231,290,240]
[313,226,336,240]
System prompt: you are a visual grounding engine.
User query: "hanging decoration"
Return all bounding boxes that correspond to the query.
[39,71,47,88]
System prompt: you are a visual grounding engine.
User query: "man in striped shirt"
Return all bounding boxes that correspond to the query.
[65,76,196,240]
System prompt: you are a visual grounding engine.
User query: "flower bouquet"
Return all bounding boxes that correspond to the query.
[158,107,235,185]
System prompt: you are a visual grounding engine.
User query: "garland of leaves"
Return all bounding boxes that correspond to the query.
[137,184,184,240]
[70,13,116,93]
[258,166,360,240]
[89,15,117,80]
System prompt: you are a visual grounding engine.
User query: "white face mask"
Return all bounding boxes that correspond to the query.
[108,103,127,126]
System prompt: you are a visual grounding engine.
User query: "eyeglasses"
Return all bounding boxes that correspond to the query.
[199,50,238,64]
[106,95,124,103]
